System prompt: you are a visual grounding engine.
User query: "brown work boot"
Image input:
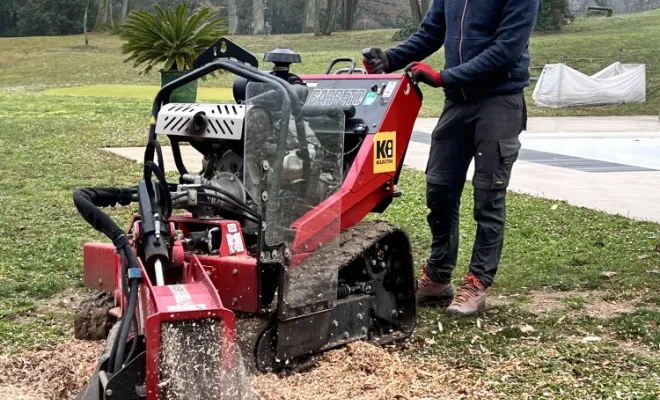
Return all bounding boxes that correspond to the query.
[417,271,454,306]
[446,273,486,317]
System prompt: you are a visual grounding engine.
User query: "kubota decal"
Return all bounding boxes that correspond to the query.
[373,131,396,173]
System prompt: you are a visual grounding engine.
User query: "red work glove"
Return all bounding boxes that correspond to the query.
[408,62,443,87]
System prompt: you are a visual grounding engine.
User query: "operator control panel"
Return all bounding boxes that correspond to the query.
[301,78,403,135]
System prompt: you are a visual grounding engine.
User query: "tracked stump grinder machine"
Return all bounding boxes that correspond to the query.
[74,39,423,400]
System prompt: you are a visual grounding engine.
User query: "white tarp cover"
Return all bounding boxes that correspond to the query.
[532,62,646,108]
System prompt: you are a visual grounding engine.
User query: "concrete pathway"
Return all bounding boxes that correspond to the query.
[409,116,660,223]
[103,116,660,223]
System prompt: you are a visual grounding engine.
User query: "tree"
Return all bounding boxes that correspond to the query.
[0,0,18,36]
[304,0,316,33]
[84,0,90,44]
[421,0,429,15]
[315,0,339,35]
[227,0,238,34]
[252,0,265,34]
[340,0,359,30]
[15,0,95,36]
[409,0,422,25]
[121,0,131,20]
[94,0,113,31]
[269,0,304,34]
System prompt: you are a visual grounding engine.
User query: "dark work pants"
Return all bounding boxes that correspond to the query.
[424,92,527,288]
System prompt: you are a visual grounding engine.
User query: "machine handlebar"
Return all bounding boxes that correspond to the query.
[325,57,358,75]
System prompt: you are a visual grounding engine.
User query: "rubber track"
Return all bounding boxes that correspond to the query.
[297,220,404,272]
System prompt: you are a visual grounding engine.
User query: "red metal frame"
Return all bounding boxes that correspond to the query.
[289,74,422,259]
[81,72,422,396]
[141,255,236,400]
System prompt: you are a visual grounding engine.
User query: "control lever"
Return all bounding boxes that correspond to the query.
[361,48,382,75]
[362,48,378,61]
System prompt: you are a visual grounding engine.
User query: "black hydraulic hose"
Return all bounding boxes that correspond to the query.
[171,195,256,220]
[171,199,260,224]
[73,188,134,246]
[144,160,172,219]
[170,139,189,176]
[107,245,138,373]
[113,277,139,374]
[198,185,261,215]
[73,188,143,374]
[170,188,260,220]
[125,313,140,363]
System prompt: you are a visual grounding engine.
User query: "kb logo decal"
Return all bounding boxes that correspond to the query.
[373,131,396,173]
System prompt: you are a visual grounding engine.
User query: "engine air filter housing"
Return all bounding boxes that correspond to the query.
[264,48,302,66]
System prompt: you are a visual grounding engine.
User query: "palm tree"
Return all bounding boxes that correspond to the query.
[119,3,226,75]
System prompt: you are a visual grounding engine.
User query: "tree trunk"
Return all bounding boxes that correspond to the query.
[108,0,113,27]
[227,0,238,34]
[84,0,90,45]
[409,0,422,25]
[318,0,337,35]
[252,0,265,34]
[314,0,322,36]
[304,0,316,33]
[121,0,130,20]
[94,0,110,31]
[341,0,359,30]
[421,0,430,15]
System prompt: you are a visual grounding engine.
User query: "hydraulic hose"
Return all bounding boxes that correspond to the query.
[73,187,142,374]
[113,277,139,373]
[73,187,134,247]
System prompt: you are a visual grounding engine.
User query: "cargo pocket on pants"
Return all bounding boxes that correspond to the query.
[491,138,521,190]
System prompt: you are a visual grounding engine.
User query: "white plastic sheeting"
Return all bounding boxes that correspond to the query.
[532,62,646,108]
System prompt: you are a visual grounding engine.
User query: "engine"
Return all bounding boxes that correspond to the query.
[153,48,344,234]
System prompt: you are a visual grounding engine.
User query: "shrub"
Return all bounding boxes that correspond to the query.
[535,0,570,31]
[392,24,419,41]
[119,3,227,74]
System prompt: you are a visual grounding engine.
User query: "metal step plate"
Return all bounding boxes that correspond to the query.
[155,103,245,140]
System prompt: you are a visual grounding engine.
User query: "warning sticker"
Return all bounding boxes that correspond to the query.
[226,232,245,254]
[167,285,207,312]
[382,81,397,98]
[373,131,396,173]
[227,223,238,233]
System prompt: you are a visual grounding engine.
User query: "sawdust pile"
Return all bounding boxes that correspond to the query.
[252,342,454,400]
[0,340,100,400]
[1,339,465,400]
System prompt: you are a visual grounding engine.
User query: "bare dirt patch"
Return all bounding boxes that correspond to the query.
[612,338,659,359]
[490,290,646,319]
[13,286,88,324]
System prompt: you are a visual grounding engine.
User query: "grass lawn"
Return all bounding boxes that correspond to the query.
[1,10,660,398]
[1,9,660,117]
[44,84,235,101]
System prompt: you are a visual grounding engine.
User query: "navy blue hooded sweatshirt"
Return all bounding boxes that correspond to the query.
[386,0,542,102]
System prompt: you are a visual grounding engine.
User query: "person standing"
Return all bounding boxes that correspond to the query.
[362,0,541,317]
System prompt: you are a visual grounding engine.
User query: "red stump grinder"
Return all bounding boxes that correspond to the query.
[74,38,423,400]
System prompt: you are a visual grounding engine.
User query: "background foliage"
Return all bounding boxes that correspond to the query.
[536,0,571,31]
[119,2,227,73]
[0,0,98,37]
